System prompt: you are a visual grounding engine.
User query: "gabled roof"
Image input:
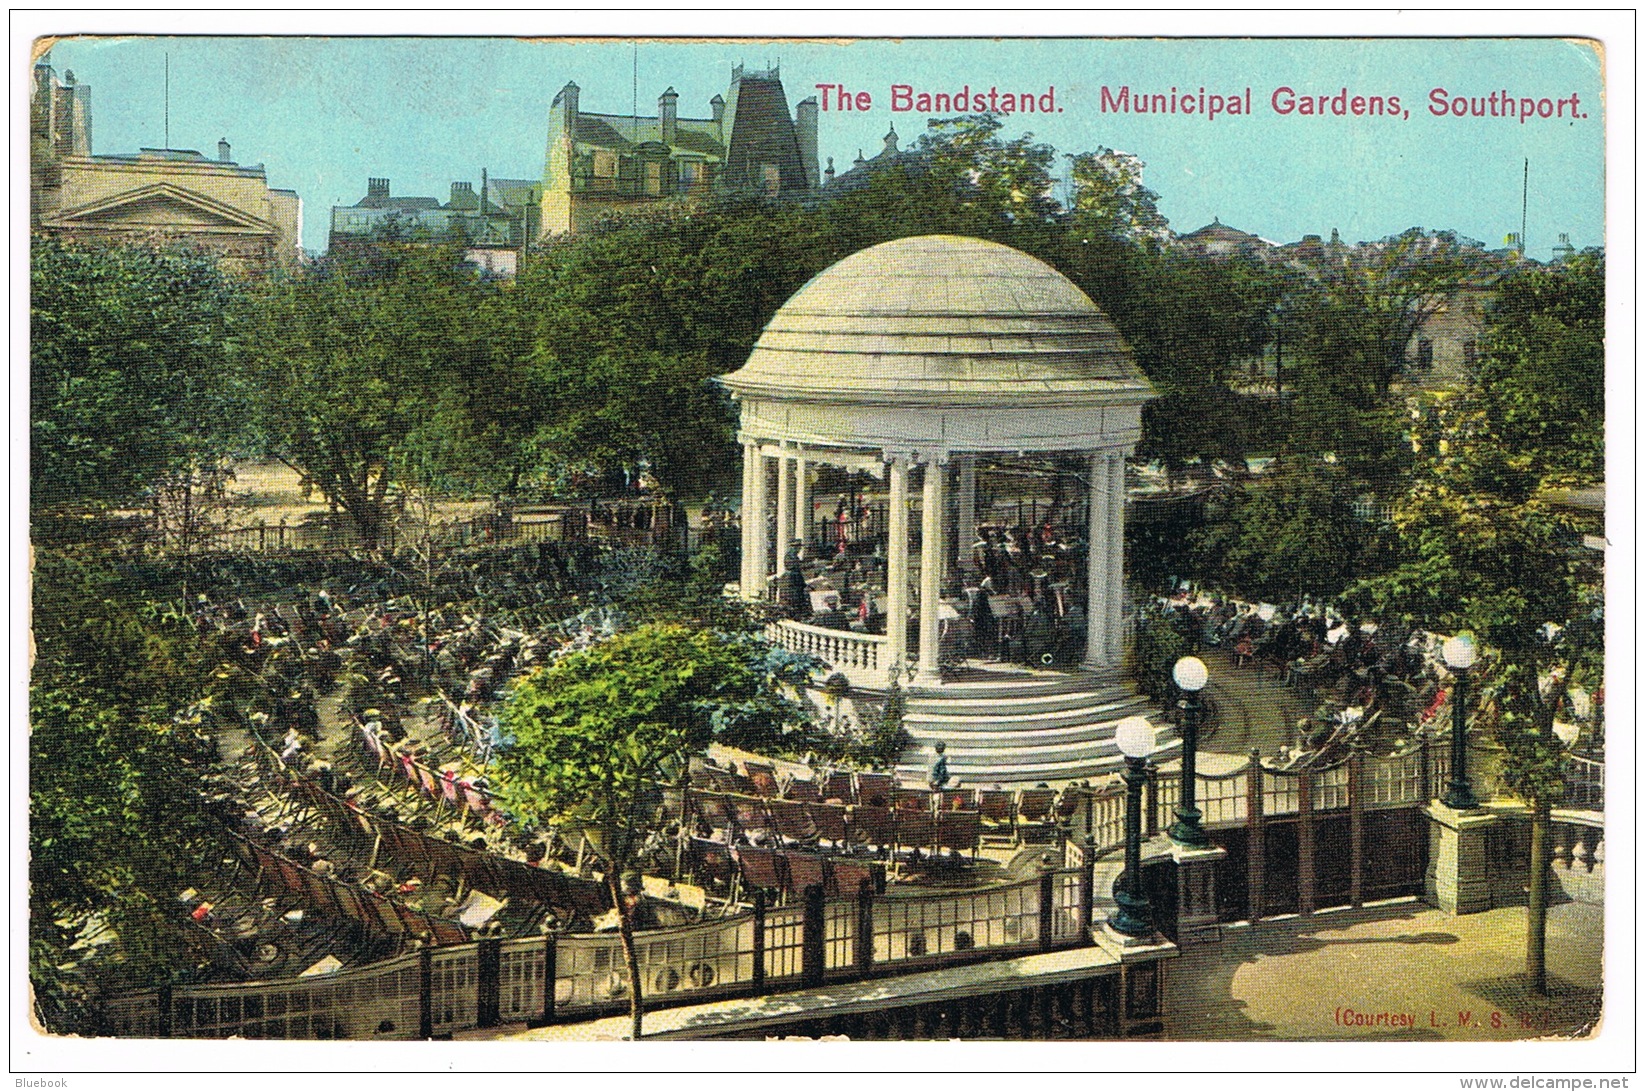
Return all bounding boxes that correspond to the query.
[44,181,275,235]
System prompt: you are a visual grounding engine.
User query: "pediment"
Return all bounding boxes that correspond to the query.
[45,182,274,235]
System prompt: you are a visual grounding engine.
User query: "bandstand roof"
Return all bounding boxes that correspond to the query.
[720,235,1154,408]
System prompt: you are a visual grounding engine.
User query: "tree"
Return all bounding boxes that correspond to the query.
[1348,392,1601,994]
[1066,147,1170,244]
[495,623,815,1038]
[1192,459,1392,603]
[30,237,238,534]
[29,553,226,1031]
[917,114,1060,228]
[232,243,504,550]
[1474,252,1604,478]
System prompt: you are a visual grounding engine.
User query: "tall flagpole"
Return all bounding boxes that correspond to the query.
[1521,158,1529,258]
[164,52,170,149]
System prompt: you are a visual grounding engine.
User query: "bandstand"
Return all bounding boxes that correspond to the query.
[719,235,1174,784]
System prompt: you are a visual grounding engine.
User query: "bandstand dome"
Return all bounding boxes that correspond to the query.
[721,234,1152,407]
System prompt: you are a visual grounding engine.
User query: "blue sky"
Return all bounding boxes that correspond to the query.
[40,35,1606,256]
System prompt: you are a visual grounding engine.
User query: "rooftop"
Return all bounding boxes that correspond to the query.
[720,234,1153,407]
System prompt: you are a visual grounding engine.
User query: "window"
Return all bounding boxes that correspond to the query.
[645,161,662,196]
[593,151,617,178]
[1415,338,1433,372]
[761,162,781,196]
[1462,339,1477,370]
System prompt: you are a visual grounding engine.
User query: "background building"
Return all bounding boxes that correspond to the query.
[31,57,302,276]
[539,65,818,237]
[328,172,537,274]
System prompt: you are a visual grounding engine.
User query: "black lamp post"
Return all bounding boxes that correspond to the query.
[1440,633,1479,810]
[1108,715,1157,938]
[1167,655,1211,848]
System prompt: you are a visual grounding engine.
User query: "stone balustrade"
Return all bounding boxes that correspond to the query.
[767,619,890,689]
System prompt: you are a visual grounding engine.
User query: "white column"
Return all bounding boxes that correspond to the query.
[740,441,757,598]
[774,445,793,575]
[747,448,770,600]
[1104,451,1127,662]
[955,456,977,580]
[794,455,810,545]
[1083,452,1111,668]
[885,456,911,678]
[917,456,949,685]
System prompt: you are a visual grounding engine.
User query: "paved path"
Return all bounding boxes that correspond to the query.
[1166,899,1604,1041]
[1196,646,1313,758]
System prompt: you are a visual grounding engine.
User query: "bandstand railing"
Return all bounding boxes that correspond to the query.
[767,619,890,689]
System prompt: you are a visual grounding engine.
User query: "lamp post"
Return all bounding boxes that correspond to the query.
[1440,633,1479,810]
[1109,715,1157,938]
[1168,655,1210,848]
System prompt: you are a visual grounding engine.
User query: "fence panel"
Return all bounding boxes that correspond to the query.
[1199,771,1249,827]
[1262,772,1301,817]
[634,915,759,1001]
[823,898,857,974]
[1050,870,1086,943]
[1314,763,1351,812]
[1367,751,1424,807]
[429,947,479,1035]
[169,952,424,1040]
[553,934,629,1013]
[497,938,547,1024]
[762,905,807,985]
[871,878,1041,966]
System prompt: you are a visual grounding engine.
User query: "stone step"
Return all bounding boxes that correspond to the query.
[905,692,1151,732]
[899,735,1182,788]
[904,711,1162,751]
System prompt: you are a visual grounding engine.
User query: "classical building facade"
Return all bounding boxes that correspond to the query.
[31,58,302,276]
[539,66,819,237]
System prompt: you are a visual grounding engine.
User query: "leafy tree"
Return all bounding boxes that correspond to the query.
[1192,459,1391,603]
[30,553,225,1031]
[1348,392,1601,994]
[231,243,504,549]
[30,237,239,534]
[1473,252,1604,478]
[495,623,816,1038]
[917,114,1060,228]
[1066,147,1170,244]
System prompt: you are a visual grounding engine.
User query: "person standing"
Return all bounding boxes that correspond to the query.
[929,742,952,791]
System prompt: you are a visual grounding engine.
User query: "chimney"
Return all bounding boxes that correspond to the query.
[795,96,820,188]
[553,81,580,132]
[450,180,475,208]
[218,137,231,163]
[659,87,678,144]
[710,93,725,128]
[367,177,390,204]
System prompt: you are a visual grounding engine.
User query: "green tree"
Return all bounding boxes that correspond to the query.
[30,237,239,534]
[1193,459,1391,603]
[29,554,225,1031]
[917,114,1060,228]
[1066,147,1170,244]
[232,243,503,549]
[1474,252,1604,478]
[1348,392,1601,994]
[495,623,815,1038]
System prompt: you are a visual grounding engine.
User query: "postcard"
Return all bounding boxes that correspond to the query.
[16,13,1630,1086]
